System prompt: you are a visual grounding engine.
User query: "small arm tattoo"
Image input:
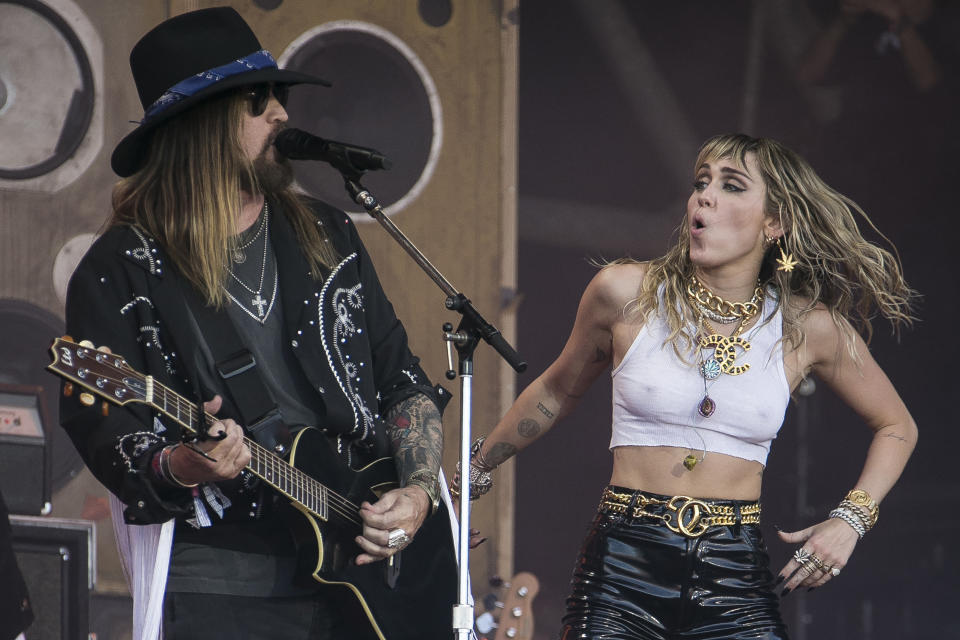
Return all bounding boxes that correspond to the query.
[591,346,607,363]
[536,402,554,419]
[518,418,541,438]
[882,432,907,442]
[485,442,518,467]
[385,394,443,482]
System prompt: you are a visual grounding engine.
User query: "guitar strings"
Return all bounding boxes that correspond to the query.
[90,366,365,527]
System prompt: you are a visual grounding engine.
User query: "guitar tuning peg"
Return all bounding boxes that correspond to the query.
[101,402,110,416]
[63,382,73,397]
[97,345,112,354]
[62,334,74,341]
[79,340,94,348]
[474,611,497,634]
[79,393,95,406]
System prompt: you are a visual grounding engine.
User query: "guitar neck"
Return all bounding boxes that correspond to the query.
[145,380,332,521]
[48,337,344,523]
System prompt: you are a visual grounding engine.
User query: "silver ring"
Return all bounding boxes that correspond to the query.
[830,567,841,577]
[793,547,811,563]
[387,528,410,549]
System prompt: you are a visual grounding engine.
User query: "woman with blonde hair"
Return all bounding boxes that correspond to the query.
[454,134,917,638]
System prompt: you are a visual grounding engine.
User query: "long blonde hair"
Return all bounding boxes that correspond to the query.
[111,90,338,306]
[631,134,916,359]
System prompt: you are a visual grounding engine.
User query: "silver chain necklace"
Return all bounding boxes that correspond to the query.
[231,202,268,264]
[226,202,277,322]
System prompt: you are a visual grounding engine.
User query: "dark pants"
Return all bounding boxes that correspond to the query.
[163,592,354,640]
[561,491,789,640]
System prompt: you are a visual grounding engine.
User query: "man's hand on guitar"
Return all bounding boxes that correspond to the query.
[354,486,430,565]
[167,395,251,486]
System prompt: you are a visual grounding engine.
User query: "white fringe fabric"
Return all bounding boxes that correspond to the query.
[109,494,174,640]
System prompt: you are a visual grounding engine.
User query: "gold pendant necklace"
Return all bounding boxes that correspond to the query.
[683,276,764,469]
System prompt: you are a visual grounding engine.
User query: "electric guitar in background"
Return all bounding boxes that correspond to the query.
[47,336,457,640]
[475,572,539,640]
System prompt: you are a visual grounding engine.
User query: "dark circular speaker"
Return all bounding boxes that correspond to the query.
[0,0,94,179]
[281,22,442,216]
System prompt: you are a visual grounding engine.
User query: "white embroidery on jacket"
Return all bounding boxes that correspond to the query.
[125,228,163,276]
[116,431,163,472]
[318,253,376,440]
[120,296,155,315]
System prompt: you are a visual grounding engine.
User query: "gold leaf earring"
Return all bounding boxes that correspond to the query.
[775,236,798,273]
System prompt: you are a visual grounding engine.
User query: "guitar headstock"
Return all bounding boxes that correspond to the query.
[475,572,539,640]
[48,336,148,407]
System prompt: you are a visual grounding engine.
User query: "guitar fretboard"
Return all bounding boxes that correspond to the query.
[149,381,330,521]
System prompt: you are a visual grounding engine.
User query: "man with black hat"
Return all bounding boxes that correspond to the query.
[59,7,455,639]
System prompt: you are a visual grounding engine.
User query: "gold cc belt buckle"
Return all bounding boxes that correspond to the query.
[664,496,712,538]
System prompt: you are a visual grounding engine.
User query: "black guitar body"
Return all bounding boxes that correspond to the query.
[282,427,458,640]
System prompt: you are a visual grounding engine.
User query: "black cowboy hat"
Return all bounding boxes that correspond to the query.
[111,6,329,177]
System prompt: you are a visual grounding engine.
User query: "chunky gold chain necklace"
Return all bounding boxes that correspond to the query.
[687,275,764,322]
[690,279,764,423]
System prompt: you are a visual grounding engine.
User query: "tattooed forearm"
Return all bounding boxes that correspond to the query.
[882,432,908,442]
[385,394,443,482]
[536,402,554,419]
[518,418,541,438]
[484,442,518,467]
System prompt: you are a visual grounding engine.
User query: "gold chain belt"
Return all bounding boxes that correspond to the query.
[599,488,761,538]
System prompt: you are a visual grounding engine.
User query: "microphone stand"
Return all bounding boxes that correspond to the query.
[336,167,526,640]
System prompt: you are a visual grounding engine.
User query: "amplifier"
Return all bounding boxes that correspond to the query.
[0,384,52,515]
[9,515,93,640]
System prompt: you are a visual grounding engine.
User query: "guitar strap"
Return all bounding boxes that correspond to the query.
[182,284,291,455]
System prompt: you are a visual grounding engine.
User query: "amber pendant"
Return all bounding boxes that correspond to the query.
[683,454,699,470]
[698,395,716,418]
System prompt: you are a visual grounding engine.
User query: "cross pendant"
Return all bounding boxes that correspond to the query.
[251,293,267,317]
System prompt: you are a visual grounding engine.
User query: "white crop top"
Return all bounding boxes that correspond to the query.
[610,289,790,465]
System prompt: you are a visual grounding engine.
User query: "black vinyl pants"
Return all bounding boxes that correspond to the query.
[561,490,789,640]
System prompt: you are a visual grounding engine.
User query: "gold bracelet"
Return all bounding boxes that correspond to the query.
[844,489,878,527]
[161,444,199,488]
[405,469,440,516]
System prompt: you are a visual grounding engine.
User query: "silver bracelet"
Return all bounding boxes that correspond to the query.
[838,499,875,531]
[829,507,865,539]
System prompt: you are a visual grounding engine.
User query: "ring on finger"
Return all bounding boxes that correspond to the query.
[830,567,841,577]
[801,560,819,575]
[793,547,811,563]
[387,528,410,549]
[808,553,826,571]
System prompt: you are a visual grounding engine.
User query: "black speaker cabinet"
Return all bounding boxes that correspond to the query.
[0,384,53,516]
[9,516,92,640]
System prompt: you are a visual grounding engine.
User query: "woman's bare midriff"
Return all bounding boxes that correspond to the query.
[609,445,764,501]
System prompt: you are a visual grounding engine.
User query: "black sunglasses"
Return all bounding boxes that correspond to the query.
[245,83,289,116]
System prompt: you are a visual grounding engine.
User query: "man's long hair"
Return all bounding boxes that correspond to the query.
[110,90,338,306]
[625,133,917,361]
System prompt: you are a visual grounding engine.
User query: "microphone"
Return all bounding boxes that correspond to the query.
[274,128,392,172]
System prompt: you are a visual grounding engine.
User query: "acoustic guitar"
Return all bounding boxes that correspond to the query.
[48,336,457,640]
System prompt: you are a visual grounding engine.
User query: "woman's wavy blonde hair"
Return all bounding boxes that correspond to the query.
[111,90,338,306]
[626,133,916,361]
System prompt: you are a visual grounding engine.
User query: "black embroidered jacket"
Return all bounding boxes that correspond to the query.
[60,198,443,525]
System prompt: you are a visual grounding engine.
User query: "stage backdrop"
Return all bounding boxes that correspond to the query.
[0,0,519,628]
